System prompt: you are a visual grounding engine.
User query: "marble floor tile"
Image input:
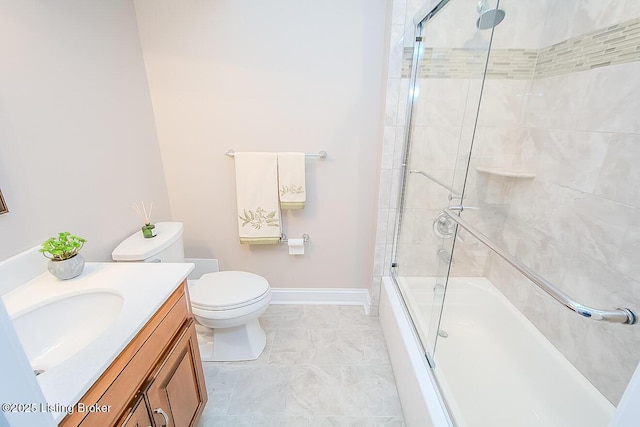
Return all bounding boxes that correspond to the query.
[225,366,291,415]
[338,306,383,330]
[261,305,304,330]
[342,366,404,417]
[308,329,366,365]
[288,365,345,416]
[300,305,342,329]
[198,415,311,427]
[196,304,405,427]
[363,330,393,365]
[308,417,406,427]
[269,328,315,364]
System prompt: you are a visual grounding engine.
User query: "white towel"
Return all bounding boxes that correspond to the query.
[277,152,306,209]
[234,152,282,244]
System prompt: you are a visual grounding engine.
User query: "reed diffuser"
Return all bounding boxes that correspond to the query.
[133,201,156,238]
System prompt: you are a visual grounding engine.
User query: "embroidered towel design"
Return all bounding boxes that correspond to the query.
[277,152,306,209]
[239,207,279,230]
[234,152,281,244]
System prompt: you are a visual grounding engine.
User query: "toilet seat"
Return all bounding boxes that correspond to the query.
[189,271,272,335]
[189,271,271,311]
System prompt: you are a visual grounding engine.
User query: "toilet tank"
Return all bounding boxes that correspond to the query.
[112,222,185,263]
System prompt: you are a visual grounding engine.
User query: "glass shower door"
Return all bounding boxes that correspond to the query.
[391,0,498,364]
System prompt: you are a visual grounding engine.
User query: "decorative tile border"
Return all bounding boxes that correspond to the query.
[402,16,640,79]
[535,18,640,78]
[402,47,537,79]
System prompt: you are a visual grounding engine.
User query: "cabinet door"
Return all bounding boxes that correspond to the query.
[118,394,153,427]
[147,321,207,427]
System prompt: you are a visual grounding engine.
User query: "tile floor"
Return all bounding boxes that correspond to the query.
[196,304,405,426]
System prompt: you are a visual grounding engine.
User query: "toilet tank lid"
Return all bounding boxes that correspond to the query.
[112,222,183,261]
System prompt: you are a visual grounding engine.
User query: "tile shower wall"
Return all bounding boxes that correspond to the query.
[375,0,640,405]
[482,65,640,404]
[402,16,640,80]
[394,0,503,280]
[371,0,416,316]
[464,4,640,405]
[373,0,543,310]
[373,0,498,312]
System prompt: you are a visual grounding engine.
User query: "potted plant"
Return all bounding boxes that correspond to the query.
[40,232,87,280]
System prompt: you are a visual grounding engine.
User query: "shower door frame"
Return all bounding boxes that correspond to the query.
[389,0,498,369]
[389,4,435,367]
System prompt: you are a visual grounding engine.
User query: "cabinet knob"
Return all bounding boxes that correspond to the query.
[153,407,170,427]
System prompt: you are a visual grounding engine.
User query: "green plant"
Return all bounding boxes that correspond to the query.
[40,232,86,261]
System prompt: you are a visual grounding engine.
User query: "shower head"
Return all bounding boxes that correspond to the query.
[476,0,505,30]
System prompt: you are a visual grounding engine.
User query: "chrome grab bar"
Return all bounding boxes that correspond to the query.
[443,208,638,325]
[409,170,462,199]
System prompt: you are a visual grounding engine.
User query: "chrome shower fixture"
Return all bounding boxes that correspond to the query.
[476,0,505,30]
[433,212,456,239]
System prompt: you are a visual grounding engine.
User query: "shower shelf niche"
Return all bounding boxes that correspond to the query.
[476,166,536,179]
[475,167,535,205]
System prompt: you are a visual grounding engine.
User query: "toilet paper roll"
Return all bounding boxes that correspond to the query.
[288,238,305,255]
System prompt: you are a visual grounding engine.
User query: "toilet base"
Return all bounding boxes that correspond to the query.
[195,319,266,362]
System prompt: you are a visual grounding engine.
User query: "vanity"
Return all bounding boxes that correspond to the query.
[1,258,207,426]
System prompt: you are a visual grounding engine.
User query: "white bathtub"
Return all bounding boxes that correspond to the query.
[380,276,615,427]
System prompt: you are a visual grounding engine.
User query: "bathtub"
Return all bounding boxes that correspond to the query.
[380,276,615,427]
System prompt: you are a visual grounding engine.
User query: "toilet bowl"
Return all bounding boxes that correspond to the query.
[189,271,271,362]
[111,222,271,361]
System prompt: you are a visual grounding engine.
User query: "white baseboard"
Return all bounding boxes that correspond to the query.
[185,267,372,315]
[270,288,371,315]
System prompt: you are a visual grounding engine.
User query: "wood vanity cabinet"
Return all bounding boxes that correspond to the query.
[144,324,203,427]
[60,281,207,427]
[118,395,153,427]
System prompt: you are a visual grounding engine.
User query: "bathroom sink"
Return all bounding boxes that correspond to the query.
[11,291,124,372]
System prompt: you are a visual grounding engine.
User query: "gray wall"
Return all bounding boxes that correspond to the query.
[0,0,171,262]
[134,0,389,291]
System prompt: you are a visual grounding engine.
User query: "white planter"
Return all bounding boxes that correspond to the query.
[47,254,85,280]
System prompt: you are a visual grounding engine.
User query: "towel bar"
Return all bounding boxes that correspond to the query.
[226,150,327,159]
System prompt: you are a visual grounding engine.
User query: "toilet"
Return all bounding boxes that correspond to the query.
[111,222,271,362]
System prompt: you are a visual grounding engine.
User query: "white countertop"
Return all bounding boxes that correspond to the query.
[1,262,193,422]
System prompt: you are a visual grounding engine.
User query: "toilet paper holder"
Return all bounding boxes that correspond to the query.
[280,233,309,243]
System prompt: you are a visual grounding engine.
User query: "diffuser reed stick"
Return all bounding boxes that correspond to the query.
[133,201,154,225]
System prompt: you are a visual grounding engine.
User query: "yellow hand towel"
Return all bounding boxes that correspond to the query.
[234,152,282,244]
[277,152,306,209]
